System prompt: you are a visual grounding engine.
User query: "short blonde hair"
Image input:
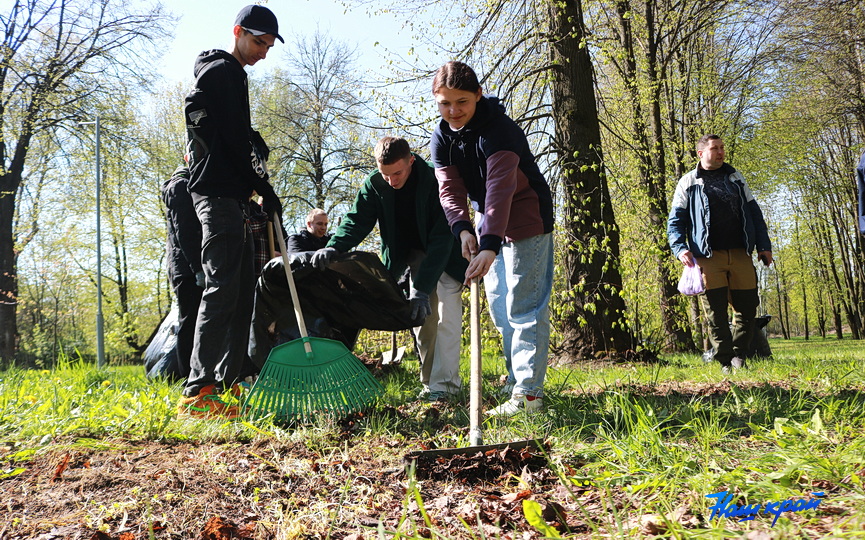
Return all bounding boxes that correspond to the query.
[306,208,327,223]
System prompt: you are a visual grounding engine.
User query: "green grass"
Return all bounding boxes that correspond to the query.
[2,338,864,538]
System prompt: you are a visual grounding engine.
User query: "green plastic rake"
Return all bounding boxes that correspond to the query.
[243,215,383,421]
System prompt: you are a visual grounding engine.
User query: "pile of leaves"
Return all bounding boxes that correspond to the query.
[404,440,549,482]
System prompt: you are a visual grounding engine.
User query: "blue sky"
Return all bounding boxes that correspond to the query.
[0,0,428,90]
[159,0,411,84]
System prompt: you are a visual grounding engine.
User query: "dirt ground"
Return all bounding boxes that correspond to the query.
[0,414,597,540]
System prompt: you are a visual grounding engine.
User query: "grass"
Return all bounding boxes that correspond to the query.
[1,338,865,538]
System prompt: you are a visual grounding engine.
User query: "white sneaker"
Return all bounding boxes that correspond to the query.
[486,395,543,417]
[416,386,432,400]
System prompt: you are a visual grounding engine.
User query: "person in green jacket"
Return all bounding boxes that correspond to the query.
[312,136,467,401]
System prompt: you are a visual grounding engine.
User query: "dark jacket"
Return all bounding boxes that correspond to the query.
[327,156,467,294]
[667,163,772,259]
[184,49,274,201]
[286,230,331,254]
[431,96,554,254]
[161,166,202,287]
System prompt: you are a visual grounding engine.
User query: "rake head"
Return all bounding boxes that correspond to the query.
[243,336,383,422]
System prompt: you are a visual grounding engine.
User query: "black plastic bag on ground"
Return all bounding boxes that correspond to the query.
[248,251,417,369]
[143,304,182,380]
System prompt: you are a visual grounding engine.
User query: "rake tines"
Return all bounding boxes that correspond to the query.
[243,337,383,422]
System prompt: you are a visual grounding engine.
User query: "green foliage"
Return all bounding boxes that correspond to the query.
[523,499,562,537]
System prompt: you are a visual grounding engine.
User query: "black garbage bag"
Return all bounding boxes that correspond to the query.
[750,314,773,358]
[248,251,419,369]
[143,304,182,380]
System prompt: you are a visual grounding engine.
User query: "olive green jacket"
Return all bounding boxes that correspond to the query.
[327,155,467,294]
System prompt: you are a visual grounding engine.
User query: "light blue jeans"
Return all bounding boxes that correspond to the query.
[484,232,553,398]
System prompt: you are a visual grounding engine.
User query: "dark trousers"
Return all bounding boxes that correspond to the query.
[185,196,255,397]
[174,276,203,380]
[700,287,759,365]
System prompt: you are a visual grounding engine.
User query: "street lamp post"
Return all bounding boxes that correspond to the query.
[79,116,105,368]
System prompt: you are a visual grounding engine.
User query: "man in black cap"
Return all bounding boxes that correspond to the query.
[178,5,283,418]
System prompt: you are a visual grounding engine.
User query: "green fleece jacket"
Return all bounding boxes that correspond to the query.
[327,155,467,294]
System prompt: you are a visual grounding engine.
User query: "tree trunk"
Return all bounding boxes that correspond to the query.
[801,279,809,340]
[0,115,34,366]
[774,265,789,339]
[0,172,19,365]
[793,218,809,340]
[548,0,636,361]
[614,2,694,353]
[834,307,844,339]
[644,1,694,353]
[816,301,825,339]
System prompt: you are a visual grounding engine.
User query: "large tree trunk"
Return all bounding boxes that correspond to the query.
[548,0,636,361]
[0,171,19,366]
[773,259,789,339]
[0,114,33,366]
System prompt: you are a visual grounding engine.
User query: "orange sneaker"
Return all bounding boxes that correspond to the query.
[177,384,240,419]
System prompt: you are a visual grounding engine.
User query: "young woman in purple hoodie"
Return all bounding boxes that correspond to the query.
[430,61,554,417]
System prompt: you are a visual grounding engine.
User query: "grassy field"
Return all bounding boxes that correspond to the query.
[1,337,864,539]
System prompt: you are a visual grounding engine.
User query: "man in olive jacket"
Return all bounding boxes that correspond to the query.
[312,137,467,401]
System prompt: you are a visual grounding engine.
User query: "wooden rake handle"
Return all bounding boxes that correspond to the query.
[267,220,276,259]
[271,214,313,357]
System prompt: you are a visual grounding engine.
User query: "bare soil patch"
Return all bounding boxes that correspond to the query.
[1,424,578,539]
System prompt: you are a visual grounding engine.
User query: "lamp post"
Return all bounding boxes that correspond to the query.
[79,116,105,368]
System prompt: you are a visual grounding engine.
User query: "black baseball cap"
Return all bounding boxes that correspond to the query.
[235,5,284,44]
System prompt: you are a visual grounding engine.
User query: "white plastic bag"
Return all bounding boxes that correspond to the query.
[677,263,704,296]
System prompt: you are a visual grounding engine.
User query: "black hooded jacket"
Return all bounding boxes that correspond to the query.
[184,49,274,201]
[161,166,202,287]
